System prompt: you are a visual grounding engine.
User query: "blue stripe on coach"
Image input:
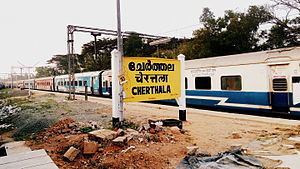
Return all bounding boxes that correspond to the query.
[186,90,270,106]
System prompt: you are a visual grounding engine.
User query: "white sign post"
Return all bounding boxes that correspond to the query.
[111,49,124,127]
[177,54,186,121]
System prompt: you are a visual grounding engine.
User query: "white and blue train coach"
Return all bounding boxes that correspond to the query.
[182,46,300,116]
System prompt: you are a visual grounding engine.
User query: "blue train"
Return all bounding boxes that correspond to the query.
[23,70,112,97]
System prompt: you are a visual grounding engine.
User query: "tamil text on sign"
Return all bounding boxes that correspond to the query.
[123,57,181,102]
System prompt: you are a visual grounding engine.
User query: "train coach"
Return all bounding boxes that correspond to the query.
[35,77,55,91]
[54,70,112,96]
[182,46,300,116]
[23,79,35,89]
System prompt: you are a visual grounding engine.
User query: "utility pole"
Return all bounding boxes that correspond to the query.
[117,0,123,55]
[113,0,124,126]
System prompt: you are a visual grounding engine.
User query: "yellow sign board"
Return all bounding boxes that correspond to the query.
[123,57,181,102]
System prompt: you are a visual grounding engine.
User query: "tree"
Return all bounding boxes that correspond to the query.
[124,33,144,56]
[179,6,271,59]
[80,38,117,71]
[123,33,157,57]
[47,54,81,74]
[35,66,56,78]
[264,0,300,48]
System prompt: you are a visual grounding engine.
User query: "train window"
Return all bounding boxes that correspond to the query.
[64,81,66,86]
[79,81,82,86]
[185,77,188,89]
[75,81,78,86]
[83,81,87,86]
[66,81,69,86]
[103,81,106,87]
[221,76,242,91]
[273,78,287,91]
[195,77,211,90]
[292,77,300,83]
[110,82,112,87]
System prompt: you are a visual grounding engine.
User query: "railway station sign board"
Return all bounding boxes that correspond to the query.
[122,57,181,102]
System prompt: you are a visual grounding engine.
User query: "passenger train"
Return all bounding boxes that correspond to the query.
[22,70,112,97]
[21,46,300,116]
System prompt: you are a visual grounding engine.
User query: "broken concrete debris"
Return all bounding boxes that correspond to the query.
[170,126,181,134]
[113,136,127,145]
[186,146,199,156]
[89,129,117,141]
[63,146,80,161]
[83,141,98,155]
[116,128,125,136]
[121,146,136,153]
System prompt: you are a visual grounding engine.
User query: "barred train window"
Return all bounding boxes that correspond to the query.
[195,77,211,90]
[79,81,82,86]
[221,76,242,91]
[273,78,287,91]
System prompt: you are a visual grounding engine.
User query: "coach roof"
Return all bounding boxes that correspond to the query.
[185,46,300,69]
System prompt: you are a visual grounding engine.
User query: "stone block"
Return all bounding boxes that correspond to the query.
[112,136,127,145]
[187,146,199,156]
[89,129,117,141]
[83,141,98,155]
[63,146,80,161]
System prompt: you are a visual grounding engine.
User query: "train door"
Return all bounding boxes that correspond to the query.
[99,72,103,96]
[269,64,290,112]
[91,77,94,95]
[292,77,300,106]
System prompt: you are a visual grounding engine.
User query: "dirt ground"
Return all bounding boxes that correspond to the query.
[2,90,300,168]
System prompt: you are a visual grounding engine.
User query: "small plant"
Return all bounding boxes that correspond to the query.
[122,120,140,130]
[80,127,93,133]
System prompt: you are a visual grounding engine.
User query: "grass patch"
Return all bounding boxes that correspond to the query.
[13,118,55,141]
[0,88,11,99]
[0,94,59,141]
[122,120,140,130]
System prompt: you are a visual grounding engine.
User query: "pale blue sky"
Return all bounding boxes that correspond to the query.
[0,0,271,74]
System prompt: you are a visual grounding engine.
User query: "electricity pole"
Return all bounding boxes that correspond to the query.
[115,0,124,125]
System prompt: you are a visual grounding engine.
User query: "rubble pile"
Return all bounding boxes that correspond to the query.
[27,118,190,169]
[0,102,21,130]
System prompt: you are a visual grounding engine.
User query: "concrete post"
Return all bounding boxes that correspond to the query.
[28,68,31,97]
[177,54,186,121]
[85,85,88,101]
[111,49,123,127]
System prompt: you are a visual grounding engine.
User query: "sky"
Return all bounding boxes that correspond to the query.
[0,0,272,75]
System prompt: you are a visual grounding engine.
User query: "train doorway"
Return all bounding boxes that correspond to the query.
[269,64,290,113]
[292,77,300,106]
